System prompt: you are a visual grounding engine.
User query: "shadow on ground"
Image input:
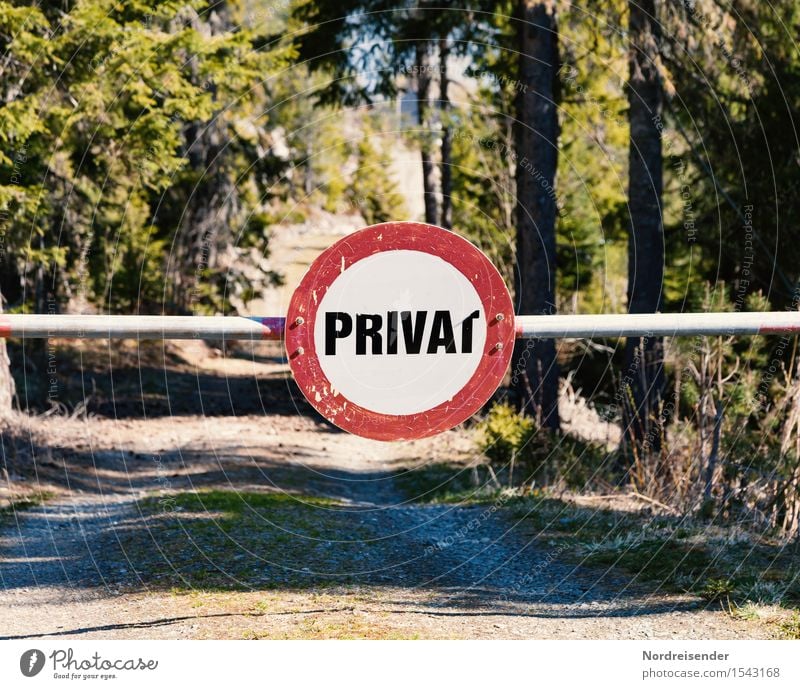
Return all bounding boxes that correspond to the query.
[0,429,717,642]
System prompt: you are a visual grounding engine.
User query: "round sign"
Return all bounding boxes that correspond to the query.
[285,222,515,441]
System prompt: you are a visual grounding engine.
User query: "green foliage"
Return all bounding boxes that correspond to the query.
[662,0,800,308]
[391,463,504,505]
[476,402,536,466]
[0,0,291,316]
[556,3,629,311]
[476,402,613,489]
[779,613,800,640]
[349,120,407,225]
[128,489,372,591]
[0,491,53,519]
[585,538,715,583]
[699,578,736,603]
[448,3,627,308]
[449,100,517,285]
[104,224,168,313]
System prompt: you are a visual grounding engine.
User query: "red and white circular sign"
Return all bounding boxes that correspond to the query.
[286,222,515,441]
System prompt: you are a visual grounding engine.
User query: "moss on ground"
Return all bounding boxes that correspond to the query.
[394,461,800,627]
[124,490,375,592]
[0,492,53,522]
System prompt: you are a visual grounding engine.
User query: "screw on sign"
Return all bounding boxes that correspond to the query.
[285,222,515,441]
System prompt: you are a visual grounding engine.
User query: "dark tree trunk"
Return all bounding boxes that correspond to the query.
[512,0,560,431]
[415,42,439,225]
[0,292,15,419]
[439,37,452,230]
[624,0,665,449]
[704,400,723,501]
[25,233,50,410]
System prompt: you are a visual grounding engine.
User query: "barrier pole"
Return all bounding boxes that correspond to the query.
[1,312,800,341]
[0,315,285,341]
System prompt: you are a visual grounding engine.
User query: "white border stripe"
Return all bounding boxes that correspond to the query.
[3,311,800,340]
[515,312,800,338]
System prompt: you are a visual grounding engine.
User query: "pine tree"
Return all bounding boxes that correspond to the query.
[624,0,665,450]
[513,0,561,430]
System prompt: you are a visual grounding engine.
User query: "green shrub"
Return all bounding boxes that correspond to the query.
[699,578,736,603]
[476,402,535,466]
[476,402,613,489]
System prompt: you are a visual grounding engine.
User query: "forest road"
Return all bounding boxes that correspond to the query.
[0,412,768,640]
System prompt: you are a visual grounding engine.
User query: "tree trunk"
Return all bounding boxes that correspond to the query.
[415,42,439,225]
[439,37,452,230]
[26,233,50,410]
[0,292,15,419]
[624,0,665,449]
[704,400,723,501]
[513,0,561,431]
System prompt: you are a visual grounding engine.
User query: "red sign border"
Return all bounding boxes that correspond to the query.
[285,222,515,441]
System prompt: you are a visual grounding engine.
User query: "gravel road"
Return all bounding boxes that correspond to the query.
[0,414,768,640]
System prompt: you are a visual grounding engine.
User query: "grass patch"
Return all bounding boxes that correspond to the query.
[519,498,800,612]
[0,492,53,522]
[243,619,424,640]
[582,528,800,607]
[389,462,800,624]
[121,489,375,592]
[778,612,800,639]
[583,538,715,582]
[392,463,485,504]
[730,603,800,638]
[510,495,635,542]
[161,489,338,514]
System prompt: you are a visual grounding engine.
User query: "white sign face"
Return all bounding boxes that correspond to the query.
[287,221,515,441]
[313,250,487,415]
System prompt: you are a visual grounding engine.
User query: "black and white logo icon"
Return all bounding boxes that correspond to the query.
[20,649,45,677]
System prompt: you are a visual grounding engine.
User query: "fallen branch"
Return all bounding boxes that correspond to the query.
[629,491,681,515]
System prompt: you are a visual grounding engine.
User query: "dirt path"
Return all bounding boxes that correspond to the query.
[0,213,773,639]
[0,412,769,640]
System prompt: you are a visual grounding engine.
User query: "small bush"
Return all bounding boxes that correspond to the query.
[476,402,535,466]
[476,402,613,489]
[699,578,736,603]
